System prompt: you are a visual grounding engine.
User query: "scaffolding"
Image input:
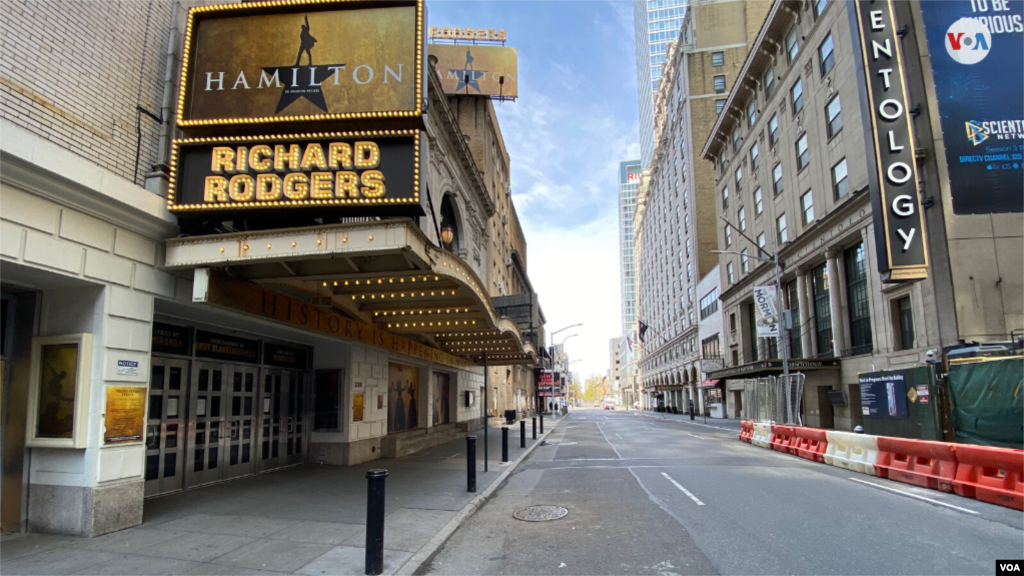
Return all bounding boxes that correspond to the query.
[742,373,806,425]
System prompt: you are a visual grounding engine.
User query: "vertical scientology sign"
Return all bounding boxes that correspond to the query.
[918,0,1023,214]
[853,0,929,281]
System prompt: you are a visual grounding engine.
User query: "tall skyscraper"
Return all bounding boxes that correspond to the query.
[633,0,688,168]
[619,160,642,338]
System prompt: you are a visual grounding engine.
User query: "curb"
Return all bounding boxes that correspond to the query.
[394,416,564,576]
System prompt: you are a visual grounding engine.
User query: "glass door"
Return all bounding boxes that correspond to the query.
[258,369,308,471]
[225,365,258,480]
[257,370,283,472]
[283,371,307,466]
[145,358,188,497]
[186,362,227,487]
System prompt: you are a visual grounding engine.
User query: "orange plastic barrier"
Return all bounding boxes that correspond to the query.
[793,427,828,463]
[770,425,800,455]
[875,438,958,493]
[739,421,754,443]
[953,445,1024,511]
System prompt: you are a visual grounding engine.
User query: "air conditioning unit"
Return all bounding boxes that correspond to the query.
[505,257,513,266]
[501,214,508,225]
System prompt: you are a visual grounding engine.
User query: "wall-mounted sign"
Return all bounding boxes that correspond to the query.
[752,285,779,338]
[177,0,423,128]
[429,44,518,98]
[168,131,421,215]
[853,0,929,281]
[152,323,192,356]
[918,1,1023,214]
[429,26,506,42]
[859,371,910,419]
[104,386,146,444]
[263,342,310,369]
[195,330,260,364]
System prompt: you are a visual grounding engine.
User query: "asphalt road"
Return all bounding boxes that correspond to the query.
[423,409,1024,576]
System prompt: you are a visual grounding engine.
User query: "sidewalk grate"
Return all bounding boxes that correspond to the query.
[512,505,569,522]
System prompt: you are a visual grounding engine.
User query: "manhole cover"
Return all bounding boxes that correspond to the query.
[513,505,569,522]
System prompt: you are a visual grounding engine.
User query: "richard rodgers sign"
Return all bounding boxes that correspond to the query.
[168,131,420,214]
[854,0,930,281]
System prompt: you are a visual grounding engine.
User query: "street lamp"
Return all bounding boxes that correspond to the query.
[712,215,794,424]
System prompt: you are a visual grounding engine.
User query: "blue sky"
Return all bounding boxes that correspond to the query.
[428,1,641,381]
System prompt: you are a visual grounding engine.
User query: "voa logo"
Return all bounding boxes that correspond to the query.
[945,17,992,64]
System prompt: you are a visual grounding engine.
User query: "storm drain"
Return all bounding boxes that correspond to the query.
[513,505,569,522]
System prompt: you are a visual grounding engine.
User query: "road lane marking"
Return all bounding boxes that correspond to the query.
[846,477,979,515]
[661,472,705,505]
[596,423,623,459]
[688,433,708,440]
[615,433,623,439]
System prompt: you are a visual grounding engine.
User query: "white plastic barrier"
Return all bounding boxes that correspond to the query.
[751,422,773,449]
[824,430,880,476]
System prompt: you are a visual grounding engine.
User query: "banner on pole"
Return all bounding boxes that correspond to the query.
[752,286,779,338]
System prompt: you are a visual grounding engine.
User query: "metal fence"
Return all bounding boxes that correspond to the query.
[742,373,806,425]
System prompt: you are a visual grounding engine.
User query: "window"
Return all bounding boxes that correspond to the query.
[732,128,740,151]
[812,264,834,356]
[731,349,739,365]
[814,0,829,19]
[747,302,759,361]
[895,296,915,350]
[832,158,849,199]
[686,238,692,257]
[729,313,737,331]
[845,243,872,353]
[750,142,760,170]
[700,288,719,320]
[735,167,743,191]
[786,27,799,62]
[820,33,835,75]
[827,96,843,137]
[714,75,726,93]
[727,262,735,284]
[716,99,726,115]
[741,249,750,273]
[769,114,779,145]
[725,225,733,247]
[688,286,694,303]
[686,262,692,280]
[722,186,729,209]
[747,100,757,126]
[712,51,724,66]
[796,133,810,170]
[777,213,788,244]
[801,190,815,224]
[738,207,747,231]
[773,163,784,195]
[753,188,763,215]
[791,79,804,114]
[764,66,776,99]
[702,335,721,359]
[786,279,803,358]
[757,232,766,253]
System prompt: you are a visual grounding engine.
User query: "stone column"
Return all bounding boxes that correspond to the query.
[826,250,846,355]
[796,267,812,358]
[805,271,818,356]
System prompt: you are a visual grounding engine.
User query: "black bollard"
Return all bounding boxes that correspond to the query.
[466,436,477,493]
[532,417,537,439]
[540,412,544,434]
[501,427,509,463]
[365,469,388,576]
[520,420,526,448]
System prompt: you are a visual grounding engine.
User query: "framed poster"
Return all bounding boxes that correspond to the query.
[104,387,147,444]
[353,393,364,422]
[26,334,94,448]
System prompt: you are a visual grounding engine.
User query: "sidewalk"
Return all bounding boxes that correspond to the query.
[0,415,564,576]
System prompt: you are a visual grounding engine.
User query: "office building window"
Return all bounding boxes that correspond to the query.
[786,27,799,62]
[802,190,815,224]
[747,100,757,126]
[757,232,766,253]
[741,249,749,273]
[712,51,724,67]
[729,312,737,331]
[777,213,788,244]
[747,302,759,361]
[688,286,694,304]
[820,33,835,75]
[769,114,780,145]
[722,186,729,209]
[727,262,735,284]
[687,262,693,280]
[716,99,726,114]
[714,75,726,93]
[735,167,743,191]
[738,207,747,232]
[812,263,834,356]
[686,238,692,257]
[827,96,843,137]
[725,225,733,247]
[895,296,915,350]
[732,128,740,151]
[833,158,849,199]
[751,142,760,170]
[792,78,804,114]
[796,133,809,170]
[754,187,763,215]
[773,163,784,195]
[700,288,719,320]
[702,334,721,359]
[786,279,803,358]
[845,242,872,352]
[814,0,829,18]
[764,66,776,99]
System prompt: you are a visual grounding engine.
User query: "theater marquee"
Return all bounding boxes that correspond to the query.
[429,44,518,98]
[168,130,421,214]
[177,0,424,128]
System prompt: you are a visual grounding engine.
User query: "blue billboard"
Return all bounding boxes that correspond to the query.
[919,0,1023,214]
[859,372,910,420]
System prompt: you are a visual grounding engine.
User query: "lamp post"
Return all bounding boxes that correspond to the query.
[712,217,793,424]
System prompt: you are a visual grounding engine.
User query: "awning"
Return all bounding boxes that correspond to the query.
[700,379,721,388]
[705,358,841,380]
[166,219,537,367]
